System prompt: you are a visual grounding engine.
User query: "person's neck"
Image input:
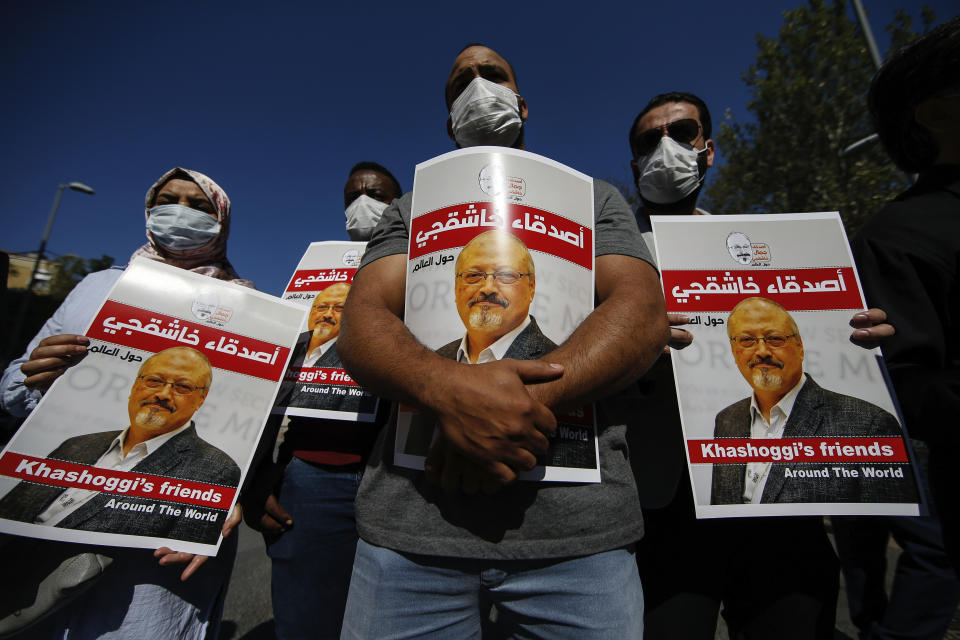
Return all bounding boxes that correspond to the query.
[509,126,526,150]
[465,333,496,363]
[932,135,960,165]
[123,427,148,456]
[459,126,526,151]
[308,331,329,354]
[754,391,787,423]
[460,141,526,151]
[640,189,702,216]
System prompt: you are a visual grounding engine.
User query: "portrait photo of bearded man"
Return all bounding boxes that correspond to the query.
[710,297,917,506]
[0,346,240,545]
[304,283,350,369]
[285,282,376,414]
[403,230,557,455]
[438,230,556,363]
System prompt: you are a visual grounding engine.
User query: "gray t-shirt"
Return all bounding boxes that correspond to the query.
[356,180,655,560]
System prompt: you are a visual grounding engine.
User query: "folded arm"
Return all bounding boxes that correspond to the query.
[338,254,563,484]
[526,254,668,412]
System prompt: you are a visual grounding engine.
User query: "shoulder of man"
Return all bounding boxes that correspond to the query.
[168,426,241,484]
[592,180,631,219]
[714,398,751,436]
[49,431,120,462]
[592,181,651,265]
[436,338,460,360]
[810,382,901,435]
[855,177,960,249]
[359,192,413,268]
[315,343,342,368]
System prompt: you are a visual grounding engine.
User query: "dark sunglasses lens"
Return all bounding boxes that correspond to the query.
[666,119,700,144]
[635,129,663,156]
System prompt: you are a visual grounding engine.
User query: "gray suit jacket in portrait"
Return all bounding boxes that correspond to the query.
[710,376,918,505]
[286,342,378,414]
[436,316,558,362]
[0,424,241,545]
[404,316,558,456]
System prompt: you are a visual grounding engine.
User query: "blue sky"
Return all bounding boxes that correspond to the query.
[1,1,953,295]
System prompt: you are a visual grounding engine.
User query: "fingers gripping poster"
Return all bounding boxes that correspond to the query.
[0,259,305,555]
[394,147,600,482]
[651,213,921,518]
[275,241,380,422]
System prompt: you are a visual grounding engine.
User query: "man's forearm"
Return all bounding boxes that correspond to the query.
[338,254,562,478]
[337,257,451,409]
[530,255,668,412]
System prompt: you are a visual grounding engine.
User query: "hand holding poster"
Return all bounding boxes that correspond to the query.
[275,241,380,421]
[0,259,305,555]
[651,212,921,518]
[393,147,600,482]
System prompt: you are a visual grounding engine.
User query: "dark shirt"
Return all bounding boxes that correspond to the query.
[851,164,960,444]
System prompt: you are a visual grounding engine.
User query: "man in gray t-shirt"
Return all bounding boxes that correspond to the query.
[337,44,668,638]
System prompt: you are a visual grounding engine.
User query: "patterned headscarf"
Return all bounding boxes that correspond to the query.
[129,167,255,288]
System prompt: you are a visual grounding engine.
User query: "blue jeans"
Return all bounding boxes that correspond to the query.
[268,457,363,640]
[833,445,960,640]
[341,539,643,639]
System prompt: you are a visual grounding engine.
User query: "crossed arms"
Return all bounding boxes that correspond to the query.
[337,252,669,491]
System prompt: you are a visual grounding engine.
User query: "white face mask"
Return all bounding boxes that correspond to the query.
[345,194,389,241]
[635,136,708,204]
[147,204,220,250]
[450,77,523,148]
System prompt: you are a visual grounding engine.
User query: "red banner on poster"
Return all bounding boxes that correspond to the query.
[410,202,592,269]
[662,268,863,312]
[688,437,909,464]
[297,367,359,387]
[87,301,291,381]
[285,269,356,292]
[0,452,236,510]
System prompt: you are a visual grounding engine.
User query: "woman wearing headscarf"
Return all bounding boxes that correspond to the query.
[3,167,253,414]
[0,167,251,640]
[129,166,254,287]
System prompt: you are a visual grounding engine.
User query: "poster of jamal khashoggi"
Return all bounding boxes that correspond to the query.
[275,241,381,422]
[651,212,921,518]
[394,147,600,483]
[0,259,304,555]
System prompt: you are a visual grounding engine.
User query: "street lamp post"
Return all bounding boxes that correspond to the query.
[7,182,95,357]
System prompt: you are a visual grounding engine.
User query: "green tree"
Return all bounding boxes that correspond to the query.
[47,253,115,298]
[605,169,641,211]
[3,253,114,360]
[703,0,935,232]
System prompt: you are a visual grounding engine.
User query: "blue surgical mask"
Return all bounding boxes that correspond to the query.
[146,204,221,250]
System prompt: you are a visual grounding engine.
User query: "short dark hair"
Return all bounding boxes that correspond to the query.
[869,16,960,173]
[348,161,403,199]
[445,43,519,110]
[629,92,713,158]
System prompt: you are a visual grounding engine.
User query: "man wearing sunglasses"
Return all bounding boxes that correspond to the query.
[0,346,240,545]
[712,297,913,505]
[627,92,898,640]
[629,92,715,218]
